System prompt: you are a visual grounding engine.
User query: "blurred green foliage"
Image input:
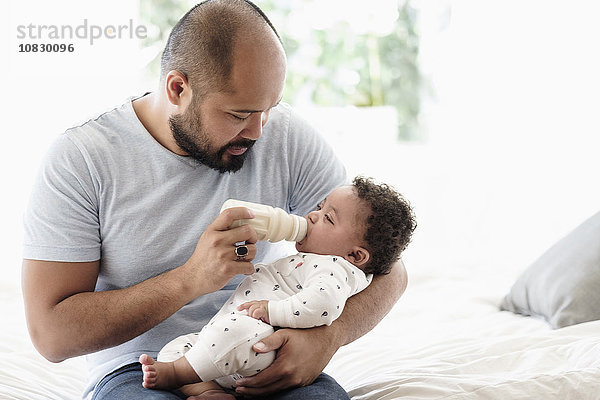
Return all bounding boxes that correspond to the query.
[140,0,421,140]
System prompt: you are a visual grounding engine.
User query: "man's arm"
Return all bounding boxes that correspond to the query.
[329,259,408,345]
[22,207,258,363]
[234,259,408,396]
[23,259,193,362]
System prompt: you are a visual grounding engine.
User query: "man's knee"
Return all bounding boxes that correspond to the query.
[92,363,185,400]
[269,373,350,400]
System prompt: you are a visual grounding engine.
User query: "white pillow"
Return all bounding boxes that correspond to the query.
[500,211,600,329]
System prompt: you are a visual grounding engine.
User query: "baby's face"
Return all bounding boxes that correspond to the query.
[296,186,367,260]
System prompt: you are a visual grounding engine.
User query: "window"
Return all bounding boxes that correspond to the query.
[140,0,421,140]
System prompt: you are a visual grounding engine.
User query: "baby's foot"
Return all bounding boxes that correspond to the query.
[139,353,179,389]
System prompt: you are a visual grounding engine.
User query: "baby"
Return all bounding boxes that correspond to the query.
[139,176,416,398]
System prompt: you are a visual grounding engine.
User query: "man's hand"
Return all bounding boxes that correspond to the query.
[182,206,259,297]
[234,326,337,397]
[237,300,270,324]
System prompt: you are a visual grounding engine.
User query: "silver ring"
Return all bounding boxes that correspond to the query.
[235,244,249,260]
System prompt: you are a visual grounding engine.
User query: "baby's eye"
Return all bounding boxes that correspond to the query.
[315,203,323,211]
[325,214,333,224]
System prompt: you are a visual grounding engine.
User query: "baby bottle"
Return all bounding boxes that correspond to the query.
[220,199,307,242]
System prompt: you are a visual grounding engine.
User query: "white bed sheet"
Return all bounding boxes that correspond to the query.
[1,281,86,400]
[4,259,600,400]
[325,263,600,400]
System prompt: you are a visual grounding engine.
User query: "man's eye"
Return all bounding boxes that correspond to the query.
[230,113,250,121]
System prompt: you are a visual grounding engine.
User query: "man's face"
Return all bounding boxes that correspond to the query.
[169,96,257,173]
[169,37,286,173]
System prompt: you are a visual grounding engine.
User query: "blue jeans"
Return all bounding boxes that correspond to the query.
[91,363,350,400]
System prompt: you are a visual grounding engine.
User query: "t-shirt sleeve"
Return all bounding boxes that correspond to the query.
[23,134,101,262]
[285,110,347,217]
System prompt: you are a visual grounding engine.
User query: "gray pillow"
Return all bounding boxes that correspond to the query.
[500,210,600,329]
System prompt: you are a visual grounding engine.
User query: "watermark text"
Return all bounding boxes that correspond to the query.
[16,19,147,46]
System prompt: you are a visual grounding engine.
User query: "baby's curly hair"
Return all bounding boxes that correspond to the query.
[353,176,416,275]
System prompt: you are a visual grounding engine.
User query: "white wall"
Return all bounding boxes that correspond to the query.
[298,0,600,279]
[2,0,152,284]
[405,0,600,276]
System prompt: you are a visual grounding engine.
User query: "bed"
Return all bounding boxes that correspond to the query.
[3,238,600,400]
[326,263,600,400]
[4,142,600,400]
[6,128,598,398]
[4,156,600,399]
[2,281,86,399]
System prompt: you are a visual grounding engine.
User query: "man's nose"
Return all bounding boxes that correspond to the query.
[241,112,267,140]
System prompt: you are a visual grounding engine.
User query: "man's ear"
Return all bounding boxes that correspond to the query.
[164,70,191,107]
[347,246,370,268]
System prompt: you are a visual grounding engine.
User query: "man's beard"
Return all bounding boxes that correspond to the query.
[169,110,255,173]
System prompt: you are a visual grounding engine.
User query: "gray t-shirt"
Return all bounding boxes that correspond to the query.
[23,97,346,398]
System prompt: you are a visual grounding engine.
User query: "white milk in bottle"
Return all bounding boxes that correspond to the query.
[220,199,307,242]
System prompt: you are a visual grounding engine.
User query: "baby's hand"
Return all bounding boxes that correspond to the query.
[237,300,270,324]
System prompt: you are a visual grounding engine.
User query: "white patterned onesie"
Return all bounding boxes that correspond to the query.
[157,252,372,389]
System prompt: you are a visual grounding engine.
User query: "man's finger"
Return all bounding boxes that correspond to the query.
[235,362,286,393]
[252,330,286,353]
[235,332,288,390]
[211,207,254,232]
[235,378,286,397]
[234,260,256,276]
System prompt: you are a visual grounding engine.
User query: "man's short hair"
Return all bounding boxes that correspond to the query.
[160,0,281,95]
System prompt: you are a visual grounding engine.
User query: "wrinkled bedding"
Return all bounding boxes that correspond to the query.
[325,264,600,400]
[4,259,600,400]
[1,282,86,400]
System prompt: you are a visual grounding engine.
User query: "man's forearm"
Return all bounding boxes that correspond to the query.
[56,271,192,357]
[328,259,408,347]
[23,261,200,362]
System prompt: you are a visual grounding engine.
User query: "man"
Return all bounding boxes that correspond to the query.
[22,1,407,399]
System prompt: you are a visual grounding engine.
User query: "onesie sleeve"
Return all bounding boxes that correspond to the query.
[23,134,101,262]
[268,255,371,328]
